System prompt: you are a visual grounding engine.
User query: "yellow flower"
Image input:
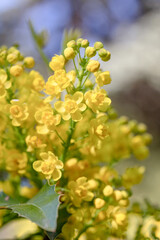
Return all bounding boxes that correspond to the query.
[85,47,96,58]
[94,198,105,209]
[33,151,63,181]
[64,47,75,59]
[95,71,111,87]
[90,114,109,140]
[10,65,23,77]
[84,88,111,113]
[24,57,35,68]
[54,92,86,122]
[68,177,94,207]
[35,107,61,134]
[0,69,11,98]
[86,60,100,72]
[44,70,76,102]
[29,70,45,92]
[25,135,46,152]
[10,100,29,126]
[49,55,65,71]
[6,150,28,175]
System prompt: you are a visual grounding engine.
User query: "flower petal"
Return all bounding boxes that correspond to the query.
[54,101,65,113]
[78,103,86,112]
[33,160,43,172]
[52,168,62,181]
[73,92,83,104]
[71,111,82,122]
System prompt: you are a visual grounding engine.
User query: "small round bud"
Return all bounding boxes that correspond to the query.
[24,57,35,68]
[81,39,89,48]
[94,198,105,209]
[103,185,113,197]
[98,48,108,57]
[85,47,96,58]
[10,65,23,77]
[76,38,83,47]
[84,79,93,88]
[64,47,75,60]
[7,53,18,64]
[113,190,123,201]
[99,48,111,61]
[67,40,76,48]
[94,41,103,50]
[86,60,100,72]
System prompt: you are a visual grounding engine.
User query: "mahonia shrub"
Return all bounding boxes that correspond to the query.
[0,40,158,240]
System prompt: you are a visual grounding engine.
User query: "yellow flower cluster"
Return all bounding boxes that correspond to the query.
[0,40,153,239]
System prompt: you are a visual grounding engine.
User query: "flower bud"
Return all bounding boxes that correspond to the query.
[94,198,105,209]
[85,47,96,58]
[94,41,103,50]
[84,79,93,88]
[67,40,76,48]
[10,65,23,77]
[24,57,35,68]
[81,39,89,48]
[64,47,75,60]
[103,185,113,197]
[99,48,111,61]
[7,53,18,64]
[86,60,100,72]
[76,38,83,47]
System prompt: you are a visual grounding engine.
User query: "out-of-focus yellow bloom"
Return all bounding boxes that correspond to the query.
[33,151,63,181]
[20,185,38,198]
[0,69,11,98]
[94,41,103,50]
[122,166,145,189]
[86,60,100,72]
[103,185,113,197]
[49,55,65,71]
[55,92,86,122]
[35,107,61,134]
[64,47,75,59]
[24,57,35,68]
[94,198,105,209]
[106,206,127,229]
[84,88,111,113]
[90,114,109,140]
[95,71,111,87]
[25,135,46,152]
[10,65,23,77]
[10,100,29,126]
[68,177,94,207]
[29,70,45,92]
[6,150,28,175]
[85,47,96,58]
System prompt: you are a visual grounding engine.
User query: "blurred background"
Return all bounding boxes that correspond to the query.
[0,0,160,203]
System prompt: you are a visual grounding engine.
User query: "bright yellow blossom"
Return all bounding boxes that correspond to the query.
[0,69,11,98]
[10,100,29,126]
[33,151,63,181]
[95,71,111,87]
[55,92,86,122]
[6,150,28,175]
[49,55,65,71]
[84,88,111,113]
[86,60,100,72]
[68,177,94,207]
[25,135,46,152]
[35,107,61,134]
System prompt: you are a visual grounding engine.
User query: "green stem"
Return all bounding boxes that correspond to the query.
[55,130,65,144]
[61,119,76,162]
[28,20,50,71]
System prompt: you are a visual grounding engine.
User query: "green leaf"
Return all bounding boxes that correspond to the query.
[0,184,60,232]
